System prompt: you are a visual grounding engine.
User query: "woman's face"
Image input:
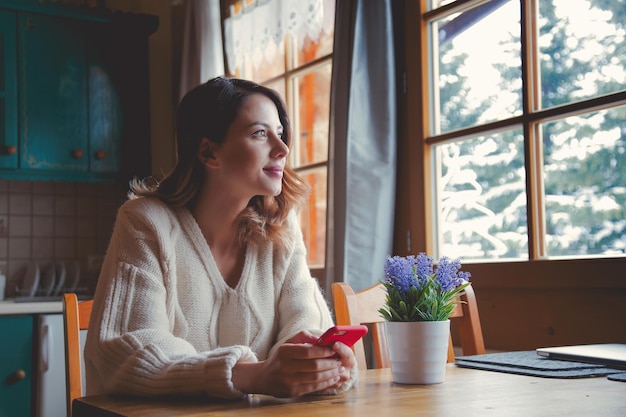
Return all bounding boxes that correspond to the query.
[211,93,289,199]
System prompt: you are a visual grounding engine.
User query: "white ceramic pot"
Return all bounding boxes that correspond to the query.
[384,320,450,384]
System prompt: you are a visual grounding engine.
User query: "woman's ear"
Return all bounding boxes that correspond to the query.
[198,137,219,168]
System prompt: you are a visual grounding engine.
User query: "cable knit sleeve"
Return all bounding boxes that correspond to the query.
[84,198,256,399]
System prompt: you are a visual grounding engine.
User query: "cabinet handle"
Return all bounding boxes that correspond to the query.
[3,145,17,155]
[71,149,84,159]
[5,369,26,385]
[95,150,107,160]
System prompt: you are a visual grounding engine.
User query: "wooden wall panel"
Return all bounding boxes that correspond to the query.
[467,288,626,351]
[450,259,626,351]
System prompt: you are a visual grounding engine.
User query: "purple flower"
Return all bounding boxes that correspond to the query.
[384,255,419,294]
[384,253,470,293]
[414,253,434,283]
[435,256,471,291]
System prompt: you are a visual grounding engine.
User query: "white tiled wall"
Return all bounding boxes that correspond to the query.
[0,179,126,298]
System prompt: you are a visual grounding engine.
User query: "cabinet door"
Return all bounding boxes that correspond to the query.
[87,25,121,174]
[18,13,89,172]
[0,10,18,169]
[0,315,33,417]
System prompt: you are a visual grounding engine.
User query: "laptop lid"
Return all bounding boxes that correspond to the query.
[536,343,626,368]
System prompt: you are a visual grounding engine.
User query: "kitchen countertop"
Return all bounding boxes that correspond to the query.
[0,299,63,315]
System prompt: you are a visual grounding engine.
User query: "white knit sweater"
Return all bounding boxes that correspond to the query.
[84,197,352,399]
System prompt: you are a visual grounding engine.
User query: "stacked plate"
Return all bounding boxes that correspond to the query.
[15,260,82,302]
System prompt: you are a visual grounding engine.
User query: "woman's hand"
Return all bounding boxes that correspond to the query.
[328,340,357,385]
[282,330,357,387]
[231,330,357,397]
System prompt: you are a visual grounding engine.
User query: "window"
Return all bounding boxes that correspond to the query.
[222,0,335,268]
[408,0,626,262]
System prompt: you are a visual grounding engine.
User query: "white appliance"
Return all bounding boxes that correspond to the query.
[36,314,87,417]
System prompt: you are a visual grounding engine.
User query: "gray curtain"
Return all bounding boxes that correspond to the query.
[179,0,225,99]
[325,0,397,296]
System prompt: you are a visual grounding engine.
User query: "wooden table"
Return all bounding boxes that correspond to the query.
[73,365,625,417]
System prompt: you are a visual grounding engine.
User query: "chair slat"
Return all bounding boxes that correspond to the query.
[63,293,93,417]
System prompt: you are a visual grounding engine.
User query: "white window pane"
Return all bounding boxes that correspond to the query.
[293,65,331,167]
[298,168,327,266]
[435,129,528,260]
[430,0,455,9]
[432,0,521,134]
[543,106,626,257]
[539,0,626,109]
[294,0,334,67]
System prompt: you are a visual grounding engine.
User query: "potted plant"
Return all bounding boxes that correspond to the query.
[379,253,471,384]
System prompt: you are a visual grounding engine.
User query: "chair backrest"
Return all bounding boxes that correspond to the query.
[332,282,485,370]
[62,293,93,417]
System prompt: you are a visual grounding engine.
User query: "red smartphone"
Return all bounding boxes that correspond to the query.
[315,325,369,347]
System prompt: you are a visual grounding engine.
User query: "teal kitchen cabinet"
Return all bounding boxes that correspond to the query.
[0,10,18,170]
[0,315,33,417]
[0,3,156,183]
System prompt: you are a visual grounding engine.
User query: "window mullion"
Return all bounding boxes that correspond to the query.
[521,0,545,259]
[524,123,545,259]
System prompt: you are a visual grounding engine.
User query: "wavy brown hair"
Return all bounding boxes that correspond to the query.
[131,77,309,247]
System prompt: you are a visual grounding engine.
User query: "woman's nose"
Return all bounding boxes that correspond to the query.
[271,134,289,158]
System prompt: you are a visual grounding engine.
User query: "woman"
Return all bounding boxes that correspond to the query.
[84,77,358,399]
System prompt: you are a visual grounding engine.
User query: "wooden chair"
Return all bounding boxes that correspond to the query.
[62,293,93,417]
[332,282,485,370]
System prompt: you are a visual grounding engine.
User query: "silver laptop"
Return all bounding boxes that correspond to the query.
[536,343,626,368]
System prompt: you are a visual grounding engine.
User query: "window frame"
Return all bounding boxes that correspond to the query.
[398,0,626,288]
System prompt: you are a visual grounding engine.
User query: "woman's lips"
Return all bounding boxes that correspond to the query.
[264,166,284,177]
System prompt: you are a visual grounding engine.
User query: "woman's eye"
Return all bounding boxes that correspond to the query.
[252,130,267,137]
